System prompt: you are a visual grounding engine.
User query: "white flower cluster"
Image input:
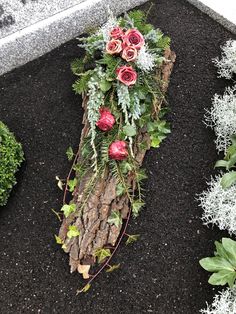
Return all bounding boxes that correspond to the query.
[198,175,236,235]
[117,82,130,124]
[98,15,118,43]
[213,40,236,79]
[205,86,236,152]
[200,286,236,314]
[136,46,155,72]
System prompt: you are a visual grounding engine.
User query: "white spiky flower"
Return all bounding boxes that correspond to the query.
[98,12,118,43]
[205,86,236,153]
[198,175,236,235]
[200,286,236,314]
[213,40,236,79]
[136,46,155,72]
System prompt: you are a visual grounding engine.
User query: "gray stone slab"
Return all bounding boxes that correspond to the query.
[186,0,236,34]
[0,0,147,75]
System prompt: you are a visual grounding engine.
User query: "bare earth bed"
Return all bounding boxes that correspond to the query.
[0,0,235,313]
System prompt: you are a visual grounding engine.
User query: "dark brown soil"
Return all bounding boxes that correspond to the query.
[0,0,235,313]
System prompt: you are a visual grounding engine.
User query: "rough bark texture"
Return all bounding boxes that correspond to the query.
[59,48,176,276]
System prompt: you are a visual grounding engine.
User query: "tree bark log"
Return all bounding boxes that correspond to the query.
[59,49,176,276]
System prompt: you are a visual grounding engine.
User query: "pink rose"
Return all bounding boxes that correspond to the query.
[109,27,124,40]
[121,46,138,62]
[123,29,145,50]
[116,65,137,86]
[109,141,128,160]
[96,108,115,132]
[106,39,122,55]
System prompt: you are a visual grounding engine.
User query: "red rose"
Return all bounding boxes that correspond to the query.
[123,29,145,50]
[96,108,115,131]
[109,141,128,160]
[109,27,124,40]
[122,46,138,62]
[106,39,122,55]
[116,65,137,86]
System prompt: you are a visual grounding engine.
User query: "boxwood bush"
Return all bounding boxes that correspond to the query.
[0,121,24,206]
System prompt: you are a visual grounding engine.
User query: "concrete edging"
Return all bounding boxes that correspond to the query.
[0,0,147,75]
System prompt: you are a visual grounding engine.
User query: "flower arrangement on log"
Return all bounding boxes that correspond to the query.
[54,10,175,293]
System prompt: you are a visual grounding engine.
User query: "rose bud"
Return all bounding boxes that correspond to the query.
[106,39,122,55]
[123,29,145,50]
[96,108,115,131]
[122,46,138,62]
[109,140,129,160]
[116,65,137,86]
[109,26,124,40]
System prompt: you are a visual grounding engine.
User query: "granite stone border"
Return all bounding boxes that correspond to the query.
[0,0,147,75]
[186,0,236,35]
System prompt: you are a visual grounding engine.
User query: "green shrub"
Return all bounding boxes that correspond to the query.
[0,121,24,206]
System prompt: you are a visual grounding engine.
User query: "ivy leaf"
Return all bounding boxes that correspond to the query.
[123,125,136,137]
[95,248,111,263]
[116,183,125,196]
[67,178,78,193]
[100,79,112,92]
[132,201,145,217]
[66,146,74,161]
[67,225,80,239]
[77,283,91,294]
[55,235,63,244]
[108,211,122,228]
[106,263,120,273]
[126,234,140,245]
[61,203,76,218]
[221,171,236,189]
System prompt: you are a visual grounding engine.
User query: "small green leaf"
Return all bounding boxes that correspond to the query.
[116,183,125,197]
[199,256,234,272]
[126,234,140,245]
[95,248,111,263]
[136,169,148,182]
[61,203,76,218]
[221,171,236,189]
[77,283,91,294]
[222,238,236,268]
[132,201,145,217]
[66,146,74,161]
[108,211,122,228]
[55,235,63,244]
[214,241,229,260]
[106,263,120,273]
[123,125,136,137]
[120,161,133,174]
[214,160,229,169]
[100,79,112,92]
[228,153,236,169]
[67,225,80,239]
[68,178,78,193]
[208,270,236,287]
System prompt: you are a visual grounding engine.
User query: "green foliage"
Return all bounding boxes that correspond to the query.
[199,238,236,287]
[127,10,153,34]
[66,146,74,161]
[61,203,76,218]
[215,137,236,189]
[98,54,121,80]
[55,235,63,244]
[67,225,80,239]
[95,248,111,263]
[108,211,122,228]
[0,122,24,206]
[67,177,78,192]
[132,200,145,217]
[106,263,120,273]
[123,125,136,137]
[126,234,140,245]
[72,70,93,94]
[147,120,171,148]
[71,58,84,75]
[116,183,125,196]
